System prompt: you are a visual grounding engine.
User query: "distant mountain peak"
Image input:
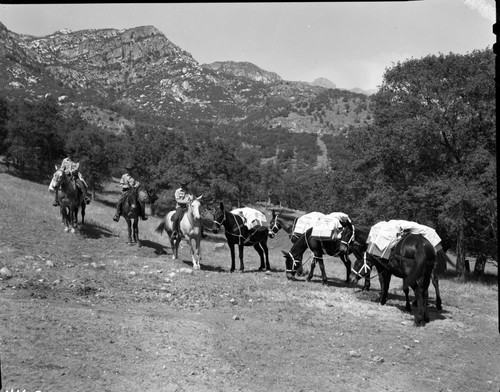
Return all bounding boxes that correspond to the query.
[203,61,281,84]
[311,77,336,89]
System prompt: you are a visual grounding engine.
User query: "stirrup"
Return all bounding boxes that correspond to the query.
[84,197,91,205]
[53,201,60,207]
[141,216,148,221]
[113,214,120,222]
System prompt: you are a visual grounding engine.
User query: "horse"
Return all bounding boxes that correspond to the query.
[339,224,442,310]
[349,234,437,326]
[155,196,203,269]
[120,186,145,245]
[281,226,353,285]
[48,166,86,233]
[212,202,270,273]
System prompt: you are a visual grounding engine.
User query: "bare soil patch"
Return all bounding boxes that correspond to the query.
[0,172,499,392]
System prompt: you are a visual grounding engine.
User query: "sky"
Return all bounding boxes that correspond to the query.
[0,1,496,91]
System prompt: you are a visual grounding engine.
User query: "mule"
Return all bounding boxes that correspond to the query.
[49,166,86,233]
[350,234,437,326]
[281,226,353,285]
[212,202,270,273]
[155,196,203,269]
[339,224,442,310]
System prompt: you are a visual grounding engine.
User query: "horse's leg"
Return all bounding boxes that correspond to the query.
[339,253,351,284]
[228,242,236,273]
[411,281,425,326]
[362,270,371,291]
[263,242,270,271]
[192,236,201,270]
[254,243,265,271]
[238,243,244,272]
[307,256,317,282]
[317,257,328,285]
[78,202,86,226]
[61,206,70,232]
[126,219,133,245]
[403,285,411,312]
[378,270,392,305]
[134,218,139,245]
[189,237,200,270]
[431,270,442,310]
[421,271,432,323]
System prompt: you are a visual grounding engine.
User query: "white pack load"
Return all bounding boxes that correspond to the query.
[311,212,352,241]
[292,211,325,237]
[231,207,267,229]
[367,219,442,259]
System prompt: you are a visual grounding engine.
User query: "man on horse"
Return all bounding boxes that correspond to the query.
[113,163,148,222]
[53,148,91,207]
[171,180,207,239]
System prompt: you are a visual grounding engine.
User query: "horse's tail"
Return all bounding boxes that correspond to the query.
[155,219,166,235]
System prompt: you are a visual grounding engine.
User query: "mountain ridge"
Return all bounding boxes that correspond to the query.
[0,22,374,135]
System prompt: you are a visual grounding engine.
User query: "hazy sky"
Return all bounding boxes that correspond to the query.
[0,1,495,91]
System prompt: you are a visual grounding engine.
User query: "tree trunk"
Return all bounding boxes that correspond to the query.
[474,253,487,276]
[456,226,466,276]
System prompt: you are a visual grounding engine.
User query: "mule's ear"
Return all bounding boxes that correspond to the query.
[196,195,203,200]
[55,165,58,170]
[281,250,288,257]
[219,202,224,210]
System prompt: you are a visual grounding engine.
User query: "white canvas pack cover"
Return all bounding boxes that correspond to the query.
[310,212,351,240]
[367,219,442,259]
[292,211,325,237]
[231,207,267,229]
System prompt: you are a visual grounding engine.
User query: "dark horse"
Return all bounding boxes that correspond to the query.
[350,234,437,326]
[49,166,86,233]
[120,186,143,245]
[212,202,270,273]
[339,224,442,310]
[281,225,353,285]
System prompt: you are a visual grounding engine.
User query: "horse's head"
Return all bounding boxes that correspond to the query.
[350,252,373,284]
[212,202,226,234]
[189,195,203,220]
[339,223,355,254]
[48,165,65,192]
[268,210,283,239]
[281,250,302,279]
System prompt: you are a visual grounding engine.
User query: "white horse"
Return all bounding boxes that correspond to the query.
[155,196,203,269]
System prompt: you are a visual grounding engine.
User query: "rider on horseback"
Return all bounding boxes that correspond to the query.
[113,163,148,222]
[53,148,91,206]
[171,180,207,239]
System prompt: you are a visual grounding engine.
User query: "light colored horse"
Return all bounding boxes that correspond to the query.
[48,165,85,233]
[155,196,203,269]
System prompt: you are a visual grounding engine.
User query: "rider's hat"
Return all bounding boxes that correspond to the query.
[125,162,135,170]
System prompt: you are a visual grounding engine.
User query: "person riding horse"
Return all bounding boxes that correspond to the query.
[53,149,91,206]
[113,163,148,222]
[171,180,206,239]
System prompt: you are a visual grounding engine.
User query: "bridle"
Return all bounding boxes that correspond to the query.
[351,252,372,278]
[340,224,356,249]
[213,209,226,231]
[268,217,282,238]
[285,251,302,273]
